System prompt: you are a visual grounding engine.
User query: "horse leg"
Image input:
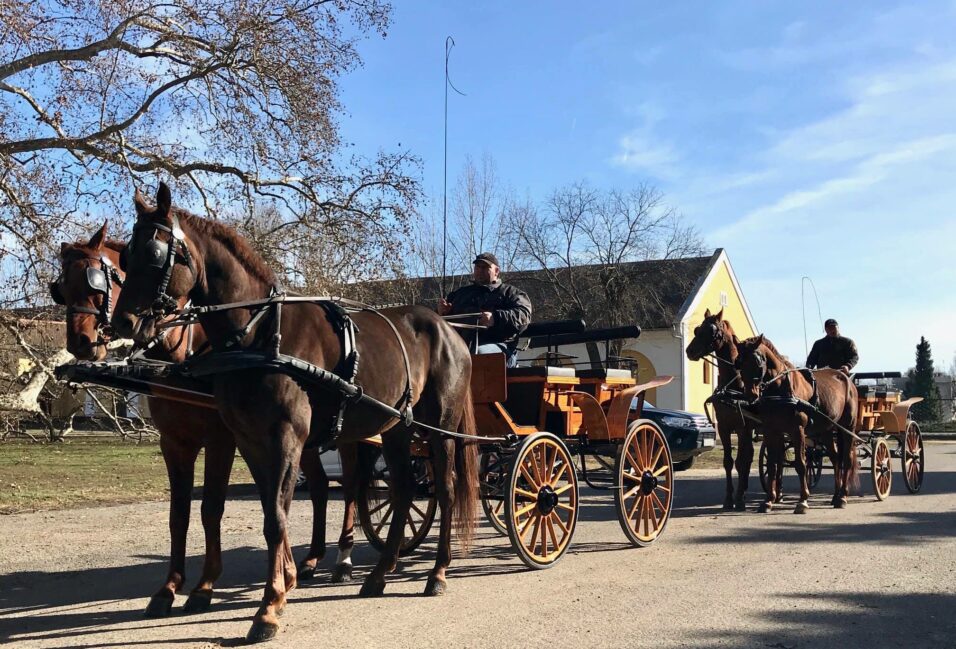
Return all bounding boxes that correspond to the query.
[240,420,304,644]
[146,435,200,618]
[733,426,754,511]
[359,431,414,598]
[296,446,329,581]
[716,419,735,510]
[331,443,359,583]
[759,436,782,513]
[833,434,850,508]
[792,432,810,514]
[424,436,455,596]
[183,432,236,614]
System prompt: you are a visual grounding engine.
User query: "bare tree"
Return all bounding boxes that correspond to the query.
[507,182,706,330]
[0,0,419,305]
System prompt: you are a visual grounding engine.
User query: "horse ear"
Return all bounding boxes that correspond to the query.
[87,222,107,250]
[134,188,151,217]
[156,182,172,219]
[704,308,712,319]
[60,242,70,256]
[715,308,724,321]
[757,333,765,346]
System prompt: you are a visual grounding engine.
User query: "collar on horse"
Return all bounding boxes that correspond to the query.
[51,253,124,338]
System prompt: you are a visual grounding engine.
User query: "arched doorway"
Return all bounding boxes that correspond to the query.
[620,350,658,405]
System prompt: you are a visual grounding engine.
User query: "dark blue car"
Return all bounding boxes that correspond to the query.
[631,398,716,471]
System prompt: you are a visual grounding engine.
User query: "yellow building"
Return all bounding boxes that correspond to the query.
[514,248,757,414]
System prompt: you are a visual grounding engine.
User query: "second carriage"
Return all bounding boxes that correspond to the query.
[755,370,925,500]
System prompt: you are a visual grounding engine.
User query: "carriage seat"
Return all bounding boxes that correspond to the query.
[575,368,633,380]
[857,385,901,399]
[507,366,577,379]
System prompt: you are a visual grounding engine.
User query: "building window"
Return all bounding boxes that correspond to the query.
[720,291,728,307]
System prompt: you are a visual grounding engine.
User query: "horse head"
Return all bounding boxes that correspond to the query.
[685,307,733,361]
[113,183,199,344]
[734,334,770,402]
[52,223,125,361]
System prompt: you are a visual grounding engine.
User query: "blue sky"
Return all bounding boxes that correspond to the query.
[337,1,956,373]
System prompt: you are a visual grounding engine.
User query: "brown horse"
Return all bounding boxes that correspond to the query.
[685,308,761,511]
[111,183,479,644]
[52,225,361,617]
[735,335,859,513]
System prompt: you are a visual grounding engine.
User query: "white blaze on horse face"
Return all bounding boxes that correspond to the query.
[336,546,352,566]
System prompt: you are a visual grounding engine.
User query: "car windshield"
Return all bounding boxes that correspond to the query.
[630,397,656,410]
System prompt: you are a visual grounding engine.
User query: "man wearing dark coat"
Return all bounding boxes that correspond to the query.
[806,318,859,374]
[437,252,532,367]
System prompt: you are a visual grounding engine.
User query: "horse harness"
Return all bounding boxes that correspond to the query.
[50,253,125,337]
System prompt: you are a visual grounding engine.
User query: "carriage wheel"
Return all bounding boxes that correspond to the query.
[758,440,770,494]
[357,453,437,556]
[615,420,673,547]
[871,437,892,501]
[504,432,578,569]
[480,451,508,536]
[806,445,824,490]
[901,422,924,494]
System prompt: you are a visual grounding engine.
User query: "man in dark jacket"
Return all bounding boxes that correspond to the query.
[806,318,859,374]
[438,252,532,366]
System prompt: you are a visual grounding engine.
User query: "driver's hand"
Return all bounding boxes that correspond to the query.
[437,298,452,316]
[478,311,494,327]
[839,365,850,375]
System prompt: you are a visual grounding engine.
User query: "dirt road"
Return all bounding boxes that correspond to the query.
[2,443,955,648]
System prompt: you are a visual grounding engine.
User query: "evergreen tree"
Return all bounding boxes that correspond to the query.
[905,337,943,422]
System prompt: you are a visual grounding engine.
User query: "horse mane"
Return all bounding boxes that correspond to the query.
[173,207,277,285]
[743,335,795,369]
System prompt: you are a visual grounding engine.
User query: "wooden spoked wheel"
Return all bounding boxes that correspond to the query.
[871,437,892,501]
[480,451,508,536]
[358,454,437,556]
[504,432,578,569]
[759,441,823,493]
[901,421,924,494]
[615,420,673,547]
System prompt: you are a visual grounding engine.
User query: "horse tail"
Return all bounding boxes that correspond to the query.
[454,383,480,554]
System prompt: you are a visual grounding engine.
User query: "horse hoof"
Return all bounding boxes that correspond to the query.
[758,502,772,513]
[331,563,353,584]
[246,620,279,644]
[734,500,747,512]
[722,501,735,511]
[834,499,847,509]
[297,562,317,581]
[144,594,173,618]
[182,590,212,614]
[359,579,385,598]
[794,502,809,515]
[424,576,446,596]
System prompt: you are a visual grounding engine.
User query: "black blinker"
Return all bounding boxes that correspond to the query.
[49,281,65,305]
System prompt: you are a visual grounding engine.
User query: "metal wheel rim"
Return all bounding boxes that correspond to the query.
[615,420,673,546]
[505,433,578,569]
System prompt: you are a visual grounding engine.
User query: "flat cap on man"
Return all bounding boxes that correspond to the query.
[824,318,838,327]
[473,252,500,267]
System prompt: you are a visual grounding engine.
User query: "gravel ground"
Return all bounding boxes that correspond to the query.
[2,442,955,648]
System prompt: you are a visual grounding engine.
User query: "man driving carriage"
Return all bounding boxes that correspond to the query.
[437,252,532,367]
[806,318,859,374]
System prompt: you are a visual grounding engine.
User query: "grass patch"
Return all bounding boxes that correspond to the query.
[0,440,252,514]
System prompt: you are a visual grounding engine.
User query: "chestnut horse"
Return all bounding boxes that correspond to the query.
[735,335,859,513]
[112,183,479,644]
[52,225,361,618]
[685,308,758,511]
